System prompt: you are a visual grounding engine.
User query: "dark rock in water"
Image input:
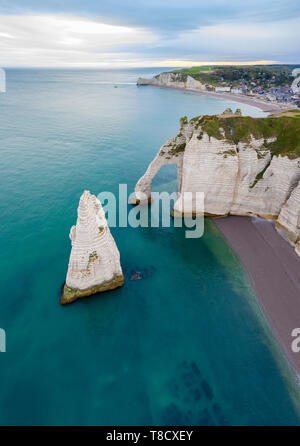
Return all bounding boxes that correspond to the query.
[130,271,143,280]
[162,403,184,426]
[198,408,215,426]
[129,266,155,280]
[181,370,194,388]
[191,362,201,376]
[201,379,214,401]
[144,268,153,277]
[182,371,193,386]
[166,361,217,424]
[193,388,202,402]
[212,403,229,426]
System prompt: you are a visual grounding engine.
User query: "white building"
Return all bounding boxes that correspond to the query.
[215,86,231,93]
[231,88,243,94]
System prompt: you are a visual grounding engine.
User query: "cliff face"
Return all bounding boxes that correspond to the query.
[137,72,209,91]
[61,190,124,304]
[131,111,300,256]
[276,181,300,255]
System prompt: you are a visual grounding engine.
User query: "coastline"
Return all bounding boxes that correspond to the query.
[139,83,291,113]
[215,216,300,381]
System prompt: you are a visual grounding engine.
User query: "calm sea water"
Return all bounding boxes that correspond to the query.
[0,68,299,426]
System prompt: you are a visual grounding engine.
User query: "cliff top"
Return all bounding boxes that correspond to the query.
[184,111,300,159]
[170,65,297,88]
[270,109,300,118]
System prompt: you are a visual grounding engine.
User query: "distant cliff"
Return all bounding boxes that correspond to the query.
[131,109,300,257]
[137,66,296,93]
[137,72,214,91]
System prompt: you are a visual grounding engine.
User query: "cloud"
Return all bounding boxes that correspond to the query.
[169,18,300,61]
[0,14,157,67]
[0,5,299,67]
[0,0,300,33]
[1,0,300,32]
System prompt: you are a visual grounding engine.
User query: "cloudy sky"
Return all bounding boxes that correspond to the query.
[0,0,299,67]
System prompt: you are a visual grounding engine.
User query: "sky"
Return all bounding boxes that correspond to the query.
[0,0,299,67]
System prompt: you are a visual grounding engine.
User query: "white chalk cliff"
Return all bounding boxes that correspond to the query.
[61,190,124,304]
[137,72,211,91]
[131,111,300,257]
[276,180,300,256]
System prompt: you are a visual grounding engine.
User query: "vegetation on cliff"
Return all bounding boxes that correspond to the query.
[170,65,295,88]
[250,159,273,189]
[168,143,186,155]
[190,114,300,159]
[180,116,188,125]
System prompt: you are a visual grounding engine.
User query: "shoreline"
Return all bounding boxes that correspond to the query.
[139,83,293,113]
[215,216,300,382]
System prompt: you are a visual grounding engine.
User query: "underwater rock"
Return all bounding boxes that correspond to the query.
[198,408,215,426]
[130,271,143,280]
[144,268,153,277]
[212,403,229,426]
[201,379,214,401]
[162,403,185,426]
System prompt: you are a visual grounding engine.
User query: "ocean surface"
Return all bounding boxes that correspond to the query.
[0,68,299,426]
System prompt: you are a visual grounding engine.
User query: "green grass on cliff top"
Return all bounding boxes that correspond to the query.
[170,65,295,87]
[173,66,215,73]
[189,113,300,159]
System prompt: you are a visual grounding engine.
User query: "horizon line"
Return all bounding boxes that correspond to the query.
[2,62,300,70]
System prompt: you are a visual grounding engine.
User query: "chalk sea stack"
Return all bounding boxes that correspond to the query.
[131,110,300,257]
[61,191,124,305]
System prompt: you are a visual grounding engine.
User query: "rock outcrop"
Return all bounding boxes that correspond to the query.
[61,191,124,304]
[137,72,211,91]
[131,111,300,256]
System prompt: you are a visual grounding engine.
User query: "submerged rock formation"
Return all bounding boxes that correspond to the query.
[61,191,124,304]
[131,110,300,256]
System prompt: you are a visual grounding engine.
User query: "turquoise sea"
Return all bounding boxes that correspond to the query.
[0,68,299,426]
